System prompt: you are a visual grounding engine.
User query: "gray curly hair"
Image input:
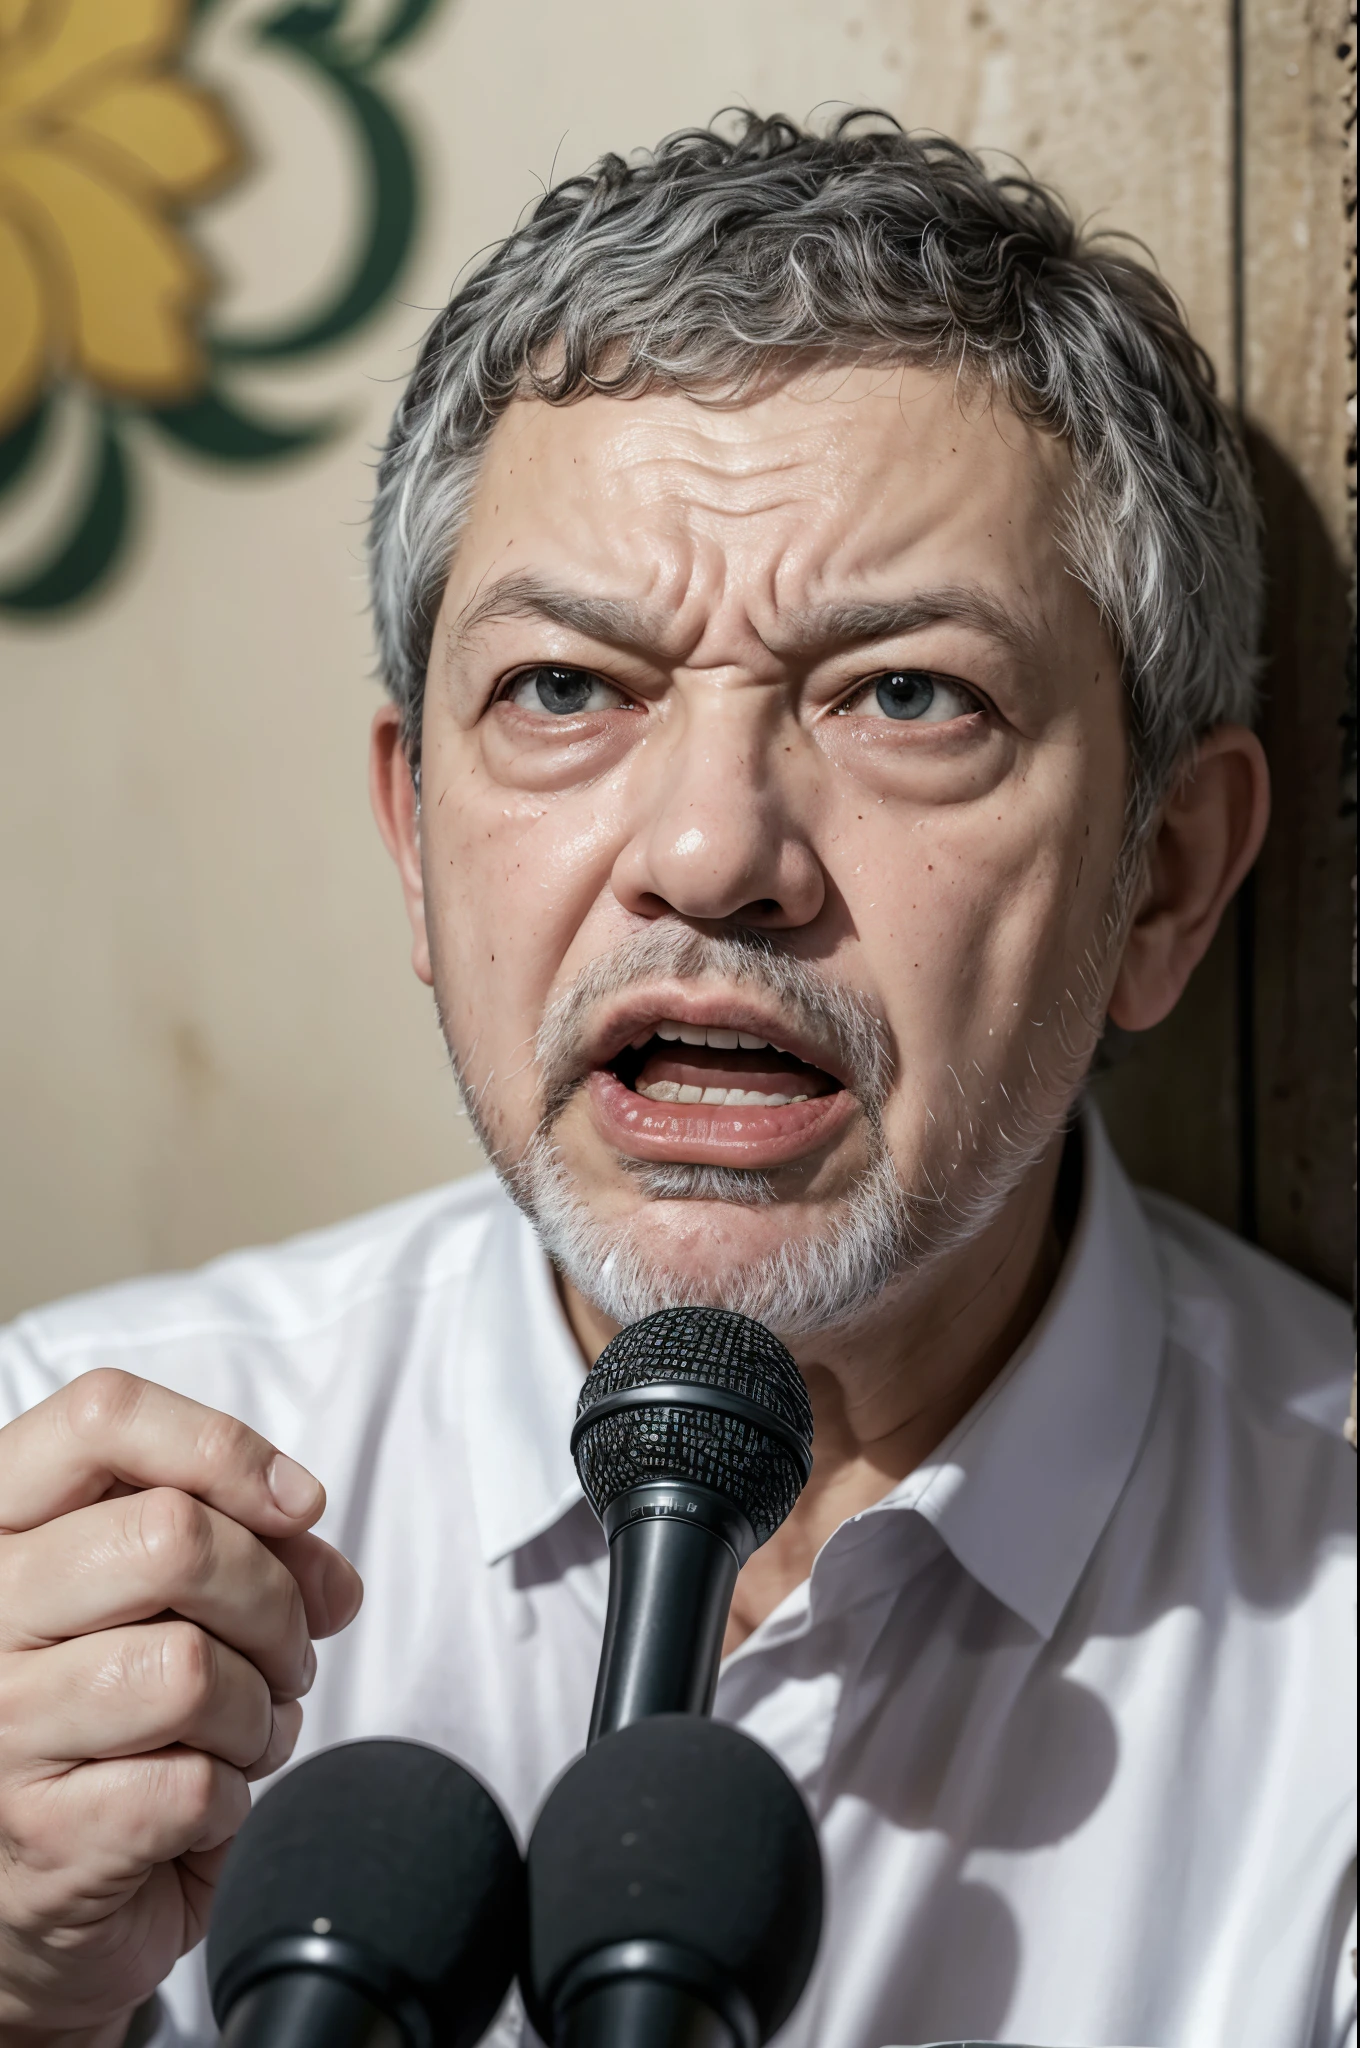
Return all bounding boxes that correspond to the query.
[369,109,1259,839]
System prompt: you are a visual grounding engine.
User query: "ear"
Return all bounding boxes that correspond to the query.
[1107,724,1270,1032]
[369,704,433,987]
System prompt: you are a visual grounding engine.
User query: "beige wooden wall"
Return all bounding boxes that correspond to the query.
[1,0,1353,1319]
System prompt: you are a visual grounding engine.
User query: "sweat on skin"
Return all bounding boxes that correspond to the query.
[369,361,1267,1647]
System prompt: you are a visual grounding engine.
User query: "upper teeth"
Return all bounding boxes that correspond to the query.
[639,1021,777,1051]
[638,1082,810,1106]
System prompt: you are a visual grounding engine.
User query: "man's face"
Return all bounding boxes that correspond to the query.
[414,364,1128,1333]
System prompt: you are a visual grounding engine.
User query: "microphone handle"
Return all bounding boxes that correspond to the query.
[556,1976,737,2048]
[588,1484,750,1742]
[219,1974,407,2048]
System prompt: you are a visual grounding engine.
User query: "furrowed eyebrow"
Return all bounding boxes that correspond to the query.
[448,572,1042,670]
[448,573,663,656]
[775,590,1044,670]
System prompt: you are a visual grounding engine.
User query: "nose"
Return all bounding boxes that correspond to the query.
[610,700,826,929]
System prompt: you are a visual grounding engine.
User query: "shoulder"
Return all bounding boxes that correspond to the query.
[1137,1187,1353,1441]
[0,1170,517,1423]
[1132,1188,1354,1618]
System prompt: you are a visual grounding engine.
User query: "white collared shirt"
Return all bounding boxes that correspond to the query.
[1,1111,1354,2048]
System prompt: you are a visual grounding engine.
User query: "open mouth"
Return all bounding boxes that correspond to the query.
[583,1011,858,1168]
[608,1020,842,1109]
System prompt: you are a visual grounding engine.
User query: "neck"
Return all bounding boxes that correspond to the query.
[559,1124,1075,1648]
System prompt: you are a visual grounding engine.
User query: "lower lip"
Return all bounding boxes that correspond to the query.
[586,1067,858,1167]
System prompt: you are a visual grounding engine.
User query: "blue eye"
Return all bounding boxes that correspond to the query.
[507,666,626,715]
[877,673,936,719]
[844,671,977,723]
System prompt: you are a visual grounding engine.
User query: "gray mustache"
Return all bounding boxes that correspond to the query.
[533,923,891,1129]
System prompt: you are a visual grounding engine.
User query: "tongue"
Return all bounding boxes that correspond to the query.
[633,1045,837,1100]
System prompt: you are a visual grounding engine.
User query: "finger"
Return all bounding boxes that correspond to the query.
[0,1489,319,1694]
[5,1750,251,1918]
[0,1486,361,1659]
[267,1529,363,1639]
[246,1698,303,1782]
[178,1839,234,1945]
[4,1621,279,1770]
[0,1370,324,1537]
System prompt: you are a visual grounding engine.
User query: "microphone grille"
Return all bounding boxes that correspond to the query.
[207,1741,522,2046]
[574,1307,813,1547]
[526,1715,822,2043]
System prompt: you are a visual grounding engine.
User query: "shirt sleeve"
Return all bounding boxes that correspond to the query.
[0,1317,72,1421]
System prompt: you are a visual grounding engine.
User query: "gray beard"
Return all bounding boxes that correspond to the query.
[446,922,1102,1340]
[511,1130,922,1336]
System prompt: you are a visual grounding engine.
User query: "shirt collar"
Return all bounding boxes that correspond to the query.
[460,1102,1167,1622]
[460,1189,587,1565]
[867,1103,1167,1639]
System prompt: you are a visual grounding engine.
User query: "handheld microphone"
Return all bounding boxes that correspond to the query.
[207,1739,523,2048]
[571,1306,814,1741]
[525,1714,823,2048]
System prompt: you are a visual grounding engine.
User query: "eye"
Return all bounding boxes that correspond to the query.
[504,665,629,716]
[841,670,980,724]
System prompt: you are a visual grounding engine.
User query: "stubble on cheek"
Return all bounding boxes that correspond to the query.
[425,893,535,1172]
[862,809,1127,1231]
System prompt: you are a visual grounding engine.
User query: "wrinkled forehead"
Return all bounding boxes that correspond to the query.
[444,362,1083,632]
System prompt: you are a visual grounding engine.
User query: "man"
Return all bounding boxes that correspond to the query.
[0,112,1352,2048]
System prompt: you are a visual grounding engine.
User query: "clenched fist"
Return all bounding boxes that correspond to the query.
[0,1369,362,2047]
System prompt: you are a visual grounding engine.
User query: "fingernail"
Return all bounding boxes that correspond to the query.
[266,1453,323,1519]
[301,1641,317,1694]
[247,1702,304,1783]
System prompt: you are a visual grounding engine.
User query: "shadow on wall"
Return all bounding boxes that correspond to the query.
[1093,427,1353,1301]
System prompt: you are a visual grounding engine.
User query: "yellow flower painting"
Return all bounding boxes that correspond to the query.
[0,0,245,433]
[0,0,438,613]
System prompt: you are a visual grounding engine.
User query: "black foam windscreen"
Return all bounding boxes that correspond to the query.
[573,1307,814,1546]
[207,1740,522,2048]
[525,1715,822,2042]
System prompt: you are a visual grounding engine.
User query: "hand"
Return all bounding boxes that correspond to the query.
[0,1369,363,2047]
